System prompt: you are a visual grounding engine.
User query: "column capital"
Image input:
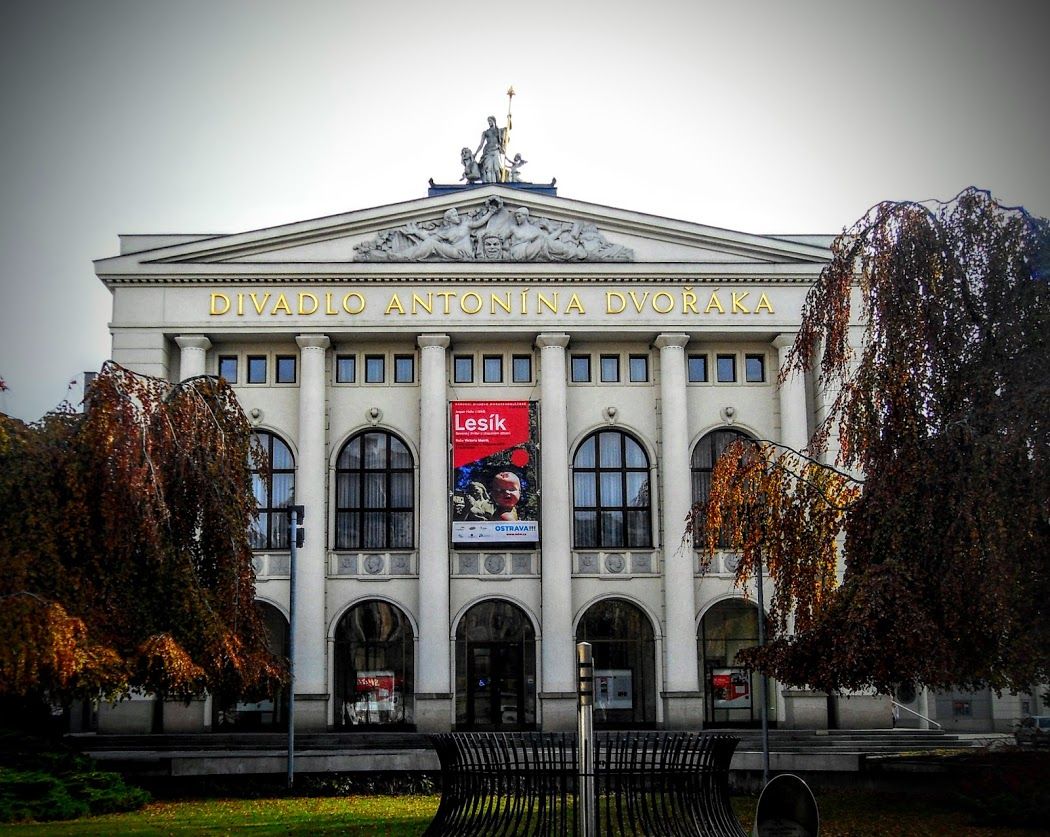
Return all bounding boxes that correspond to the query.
[654,333,689,350]
[772,333,797,351]
[417,334,450,350]
[175,334,211,351]
[295,334,330,350]
[535,333,570,349]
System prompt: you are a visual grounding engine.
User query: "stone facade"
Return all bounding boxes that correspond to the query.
[93,184,1039,734]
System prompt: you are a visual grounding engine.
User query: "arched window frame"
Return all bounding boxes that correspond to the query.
[690,428,754,546]
[572,429,652,549]
[250,431,295,551]
[334,430,415,550]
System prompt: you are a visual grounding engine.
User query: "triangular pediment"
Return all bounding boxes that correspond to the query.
[95,185,832,280]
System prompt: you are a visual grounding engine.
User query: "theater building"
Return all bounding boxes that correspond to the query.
[93,180,1034,735]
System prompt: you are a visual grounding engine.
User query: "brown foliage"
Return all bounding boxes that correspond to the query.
[700,189,1049,694]
[0,363,285,703]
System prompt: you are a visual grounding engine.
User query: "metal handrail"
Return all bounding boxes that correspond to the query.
[890,699,943,730]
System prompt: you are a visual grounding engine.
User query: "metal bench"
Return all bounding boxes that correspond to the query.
[425,731,747,836]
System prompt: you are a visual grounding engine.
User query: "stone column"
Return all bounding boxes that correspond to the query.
[536,333,576,730]
[174,335,211,380]
[654,333,702,728]
[293,334,330,730]
[416,334,452,731]
[773,334,809,453]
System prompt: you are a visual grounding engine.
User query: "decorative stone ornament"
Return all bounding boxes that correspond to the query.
[721,405,737,424]
[354,197,633,263]
[367,406,383,426]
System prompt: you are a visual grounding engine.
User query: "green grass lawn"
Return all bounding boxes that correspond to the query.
[0,791,1045,836]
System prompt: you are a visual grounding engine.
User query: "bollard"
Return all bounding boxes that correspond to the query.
[576,641,596,837]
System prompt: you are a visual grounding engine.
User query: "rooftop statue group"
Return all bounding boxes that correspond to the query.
[354,196,634,263]
[354,109,634,262]
[461,115,526,184]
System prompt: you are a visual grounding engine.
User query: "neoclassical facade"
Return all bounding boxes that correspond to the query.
[94,184,1033,734]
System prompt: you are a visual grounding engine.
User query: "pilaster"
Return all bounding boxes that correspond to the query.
[293,334,329,730]
[416,334,452,730]
[654,333,701,727]
[536,333,575,729]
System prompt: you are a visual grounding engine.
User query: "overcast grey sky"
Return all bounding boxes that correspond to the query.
[1,0,1047,421]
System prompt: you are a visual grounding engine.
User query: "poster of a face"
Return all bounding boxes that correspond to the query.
[451,401,539,544]
[711,667,752,709]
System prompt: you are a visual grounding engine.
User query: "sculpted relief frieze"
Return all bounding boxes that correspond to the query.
[353,197,634,263]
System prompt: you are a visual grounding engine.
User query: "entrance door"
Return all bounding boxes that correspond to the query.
[466,642,525,729]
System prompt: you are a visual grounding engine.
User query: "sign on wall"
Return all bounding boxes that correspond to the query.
[711,667,752,709]
[451,401,539,544]
[595,669,634,710]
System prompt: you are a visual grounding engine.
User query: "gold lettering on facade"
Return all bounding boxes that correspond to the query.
[270,294,293,315]
[520,289,530,313]
[250,292,271,315]
[565,293,586,314]
[385,293,406,315]
[537,292,559,314]
[325,292,338,315]
[754,293,775,314]
[628,291,649,312]
[298,293,319,315]
[434,291,455,314]
[682,287,698,314]
[731,292,750,314]
[461,292,483,314]
[606,291,627,314]
[210,293,231,315]
[652,291,675,313]
[491,292,513,314]
[237,293,244,316]
[342,292,365,314]
[704,292,725,314]
[411,293,433,314]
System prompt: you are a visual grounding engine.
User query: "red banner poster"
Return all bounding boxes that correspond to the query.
[451,401,539,544]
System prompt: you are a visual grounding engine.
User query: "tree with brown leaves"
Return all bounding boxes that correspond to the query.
[698,188,1049,695]
[0,363,284,709]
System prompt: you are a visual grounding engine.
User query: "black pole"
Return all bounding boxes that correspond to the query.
[287,507,299,790]
[755,549,770,784]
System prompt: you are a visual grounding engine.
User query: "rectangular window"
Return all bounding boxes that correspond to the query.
[218,356,238,383]
[745,354,766,383]
[483,355,503,383]
[275,355,297,384]
[600,355,620,383]
[247,355,267,384]
[629,355,648,382]
[716,354,736,383]
[365,355,385,383]
[454,355,474,384]
[571,355,591,383]
[688,354,708,383]
[394,354,414,383]
[336,355,356,383]
[512,354,532,383]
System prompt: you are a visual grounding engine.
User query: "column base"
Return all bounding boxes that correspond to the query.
[661,692,704,730]
[540,692,577,731]
[292,693,330,732]
[781,689,829,730]
[414,693,453,732]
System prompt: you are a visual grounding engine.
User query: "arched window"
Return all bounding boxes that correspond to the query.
[454,600,536,730]
[698,598,775,727]
[250,431,294,550]
[576,598,657,727]
[214,601,289,730]
[690,428,753,545]
[335,431,414,549]
[334,600,414,728]
[572,430,651,548]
